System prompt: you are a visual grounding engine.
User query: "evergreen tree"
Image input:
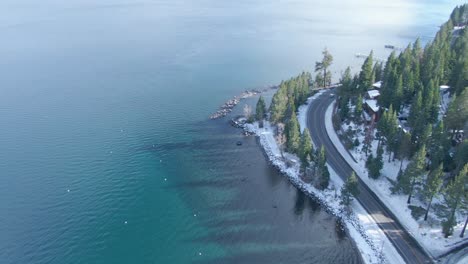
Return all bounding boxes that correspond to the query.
[423,164,443,221]
[386,106,399,161]
[341,172,360,206]
[270,85,288,123]
[429,121,447,170]
[393,75,404,112]
[404,145,427,204]
[255,96,267,123]
[315,146,330,189]
[442,164,467,238]
[359,50,374,91]
[315,48,333,88]
[373,62,383,82]
[409,90,424,138]
[355,95,363,118]
[445,89,468,131]
[377,110,389,145]
[398,132,413,172]
[299,128,313,168]
[286,112,301,154]
[376,145,384,175]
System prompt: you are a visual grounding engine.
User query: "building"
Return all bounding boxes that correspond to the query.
[364,99,380,122]
[366,89,380,100]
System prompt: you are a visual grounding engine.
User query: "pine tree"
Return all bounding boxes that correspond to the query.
[315,48,333,88]
[255,96,267,123]
[423,164,443,221]
[341,172,360,206]
[386,106,399,161]
[299,128,313,168]
[359,50,374,91]
[445,89,468,131]
[393,75,404,112]
[270,86,288,123]
[377,110,389,145]
[409,90,424,138]
[286,112,301,154]
[355,95,363,118]
[443,164,467,238]
[404,145,427,204]
[373,62,383,82]
[366,145,384,179]
[398,132,413,172]
[429,121,446,170]
[315,146,330,189]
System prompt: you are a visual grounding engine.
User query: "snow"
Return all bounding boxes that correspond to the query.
[366,90,380,99]
[325,101,468,258]
[247,93,406,264]
[364,99,380,113]
[372,81,382,89]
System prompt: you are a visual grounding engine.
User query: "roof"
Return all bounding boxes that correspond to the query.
[365,99,380,113]
[372,81,382,89]
[367,89,380,99]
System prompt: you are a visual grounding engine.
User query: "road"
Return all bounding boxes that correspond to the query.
[306,89,433,264]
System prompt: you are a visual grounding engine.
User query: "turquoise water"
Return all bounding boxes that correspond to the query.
[0,1,459,263]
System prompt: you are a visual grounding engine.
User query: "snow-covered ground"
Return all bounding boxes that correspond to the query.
[325,101,468,258]
[245,92,405,264]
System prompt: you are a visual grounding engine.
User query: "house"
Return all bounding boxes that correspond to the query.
[366,89,380,100]
[364,99,380,122]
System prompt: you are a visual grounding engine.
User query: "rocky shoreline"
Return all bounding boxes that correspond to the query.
[209,85,277,119]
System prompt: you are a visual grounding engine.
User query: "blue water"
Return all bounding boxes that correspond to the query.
[0,0,459,263]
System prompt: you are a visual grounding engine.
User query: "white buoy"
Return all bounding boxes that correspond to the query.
[110,151,113,154]
[164,178,167,181]
[160,160,162,163]
[124,221,127,224]
[198,252,202,256]
[194,214,197,217]
[67,189,70,193]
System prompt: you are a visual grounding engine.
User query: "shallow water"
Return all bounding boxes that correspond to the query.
[0,0,459,263]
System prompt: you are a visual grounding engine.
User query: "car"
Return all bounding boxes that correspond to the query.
[329,93,335,98]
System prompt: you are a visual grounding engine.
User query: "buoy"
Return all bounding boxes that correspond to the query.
[198,252,202,256]
[160,160,162,163]
[124,221,128,224]
[194,214,197,217]
[67,189,70,192]
[110,151,113,154]
[164,178,167,181]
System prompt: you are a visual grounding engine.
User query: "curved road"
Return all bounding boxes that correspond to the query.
[307,89,433,264]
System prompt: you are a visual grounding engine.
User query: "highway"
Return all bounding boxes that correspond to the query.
[306,89,433,264]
